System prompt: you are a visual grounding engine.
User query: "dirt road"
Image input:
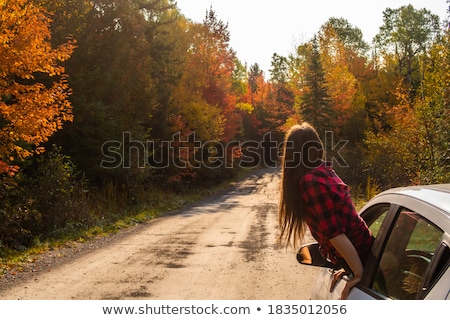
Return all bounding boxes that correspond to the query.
[0,168,317,300]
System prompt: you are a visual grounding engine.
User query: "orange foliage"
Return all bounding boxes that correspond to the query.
[319,26,358,131]
[0,0,75,171]
[176,10,238,144]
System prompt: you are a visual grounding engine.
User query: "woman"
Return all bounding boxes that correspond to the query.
[278,122,374,300]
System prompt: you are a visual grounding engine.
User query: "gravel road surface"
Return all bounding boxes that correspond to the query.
[0,168,317,300]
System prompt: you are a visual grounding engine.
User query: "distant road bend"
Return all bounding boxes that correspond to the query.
[0,168,317,300]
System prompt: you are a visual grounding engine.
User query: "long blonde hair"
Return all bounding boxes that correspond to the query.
[278,122,324,248]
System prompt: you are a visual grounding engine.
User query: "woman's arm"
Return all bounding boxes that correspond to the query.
[329,233,364,300]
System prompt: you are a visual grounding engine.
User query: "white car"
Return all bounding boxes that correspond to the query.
[298,184,450,300]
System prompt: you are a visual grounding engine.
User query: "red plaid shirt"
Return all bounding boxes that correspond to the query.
[300,163,374,265]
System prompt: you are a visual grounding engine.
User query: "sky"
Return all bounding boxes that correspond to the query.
[175,0,449,74]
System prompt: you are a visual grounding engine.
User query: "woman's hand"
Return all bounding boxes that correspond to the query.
[330,268,347,292]
[330,268,362,300]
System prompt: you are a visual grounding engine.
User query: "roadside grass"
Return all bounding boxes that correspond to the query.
[351,176,382,211]
[0,168,256,275]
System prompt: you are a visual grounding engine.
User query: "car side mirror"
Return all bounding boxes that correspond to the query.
[296,243,337,269]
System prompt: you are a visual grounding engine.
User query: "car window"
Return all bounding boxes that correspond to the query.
[361,203,391,238]
[368,210,388,238]
[372,208,444,299]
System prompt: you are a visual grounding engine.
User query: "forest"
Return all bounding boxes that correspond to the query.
[0,0,449,256]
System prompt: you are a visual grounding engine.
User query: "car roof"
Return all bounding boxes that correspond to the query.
[375,184,450,216]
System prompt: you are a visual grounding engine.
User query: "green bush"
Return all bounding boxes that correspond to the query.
[26,146,90,234]
[0,146,90,252]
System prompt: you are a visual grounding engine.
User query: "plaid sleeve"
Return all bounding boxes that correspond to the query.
[300,174,345,240]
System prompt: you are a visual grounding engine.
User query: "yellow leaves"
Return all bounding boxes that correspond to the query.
[280,114,304,133]
[236,102,254,114]
[318,24,361,131]
[1,0,75,79]
[181,100,224,142]
[0,0,75,164]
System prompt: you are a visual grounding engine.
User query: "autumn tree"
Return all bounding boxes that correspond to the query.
[414,34,450,184]
[318,18,372,147]
[365,8,448,187]
[374,4,441,101]
[248,64,263,102]
[199,8,238,142]
[163,7,246,182]
[326,17,369,53]
[172,15,228,144]
[231,59,262,141]
[173,7,238,142]
[267,53,295,135]
[0,0,75,174]
[241,63,267,140]
[319,23,357,130]
[247,64,268,122]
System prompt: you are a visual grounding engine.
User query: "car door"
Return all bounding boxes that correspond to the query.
[327,201,446,300]
[361,202,449,300]
[309,203,392,300]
